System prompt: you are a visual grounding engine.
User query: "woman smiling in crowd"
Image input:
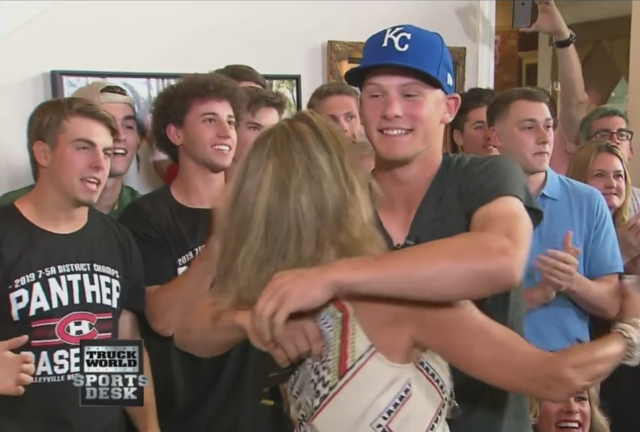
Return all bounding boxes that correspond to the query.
[530,388,610,432]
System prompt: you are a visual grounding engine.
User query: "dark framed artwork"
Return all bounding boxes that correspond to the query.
[49,70,303,120]
[262,74,302,118]
[50,71,181,124]
[325,41,467,153]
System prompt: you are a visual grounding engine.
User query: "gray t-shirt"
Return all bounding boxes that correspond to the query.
[378,154,542,432]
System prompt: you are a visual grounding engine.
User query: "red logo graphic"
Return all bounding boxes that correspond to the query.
[30,311,113,347]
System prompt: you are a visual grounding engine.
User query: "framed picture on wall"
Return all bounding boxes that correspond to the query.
[50,70,181,124]
[326,41,365,85]
[262,74,302,118]
[49,70,303,120]
[325,41,467,153]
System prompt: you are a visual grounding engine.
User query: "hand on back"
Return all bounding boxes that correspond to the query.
[252,265,340,346]
[237,310,324,368]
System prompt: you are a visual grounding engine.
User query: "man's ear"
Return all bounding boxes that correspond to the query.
[452,129,463,148]
[33,141,52,169]
[490,127,502,149]
[443,93,462,125]
[166,124,183,148]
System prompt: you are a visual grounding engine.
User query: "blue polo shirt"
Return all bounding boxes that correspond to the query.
[524,169,623,351]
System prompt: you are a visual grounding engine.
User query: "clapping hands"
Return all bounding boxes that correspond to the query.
[536,231,581,291]
[618,214,640,263]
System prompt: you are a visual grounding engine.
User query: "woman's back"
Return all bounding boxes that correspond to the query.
[287,301,452,432]
[213,110,452,430]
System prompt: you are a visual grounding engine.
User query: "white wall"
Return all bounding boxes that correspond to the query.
[0,0,486,195]
[537,1,632,91]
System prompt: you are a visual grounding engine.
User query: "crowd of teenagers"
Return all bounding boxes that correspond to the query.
[0,1,639,432]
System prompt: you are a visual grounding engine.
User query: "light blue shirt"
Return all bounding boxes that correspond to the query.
[524,169,623,351]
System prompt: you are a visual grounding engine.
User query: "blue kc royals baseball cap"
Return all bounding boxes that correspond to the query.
[344,24,455,94]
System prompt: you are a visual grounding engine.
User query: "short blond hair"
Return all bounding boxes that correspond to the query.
[307,82,359,111]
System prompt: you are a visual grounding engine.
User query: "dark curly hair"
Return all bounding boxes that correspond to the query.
[152,72,244,163]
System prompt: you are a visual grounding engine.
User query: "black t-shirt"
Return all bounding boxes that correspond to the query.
[378,154,543,432]
[0,205,146,432]
[599,364,640,432]
[118,186,292,432]
[594,277,639,432]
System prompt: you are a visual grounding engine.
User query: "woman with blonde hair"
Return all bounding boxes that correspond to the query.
[567,141,640,432]
[530,388,611,432]
[179,111,640,432]
[566,140,631,233]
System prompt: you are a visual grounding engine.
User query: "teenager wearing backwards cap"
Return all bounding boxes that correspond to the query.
[175,25,640,432]
[0,81,141,217]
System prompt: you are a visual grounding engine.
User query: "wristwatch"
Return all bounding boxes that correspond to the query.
[553,31,576,49]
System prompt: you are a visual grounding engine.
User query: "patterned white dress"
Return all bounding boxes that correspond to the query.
[286,301,453,432]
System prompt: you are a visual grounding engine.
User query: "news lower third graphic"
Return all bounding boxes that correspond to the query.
[72,339,148,407]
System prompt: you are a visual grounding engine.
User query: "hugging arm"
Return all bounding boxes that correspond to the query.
[333,157,541,302]
[336,196,535,302]
[412,300,626,401]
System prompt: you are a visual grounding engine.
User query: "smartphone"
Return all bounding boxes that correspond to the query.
[512,0,534,29]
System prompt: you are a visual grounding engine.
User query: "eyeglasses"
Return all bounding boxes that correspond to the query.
[591,129,634,141]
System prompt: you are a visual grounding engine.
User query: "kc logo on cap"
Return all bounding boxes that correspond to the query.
[381,27,412,52]
[344,24,455,95]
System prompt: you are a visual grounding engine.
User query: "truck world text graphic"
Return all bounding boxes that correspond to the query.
[72,339,148,407]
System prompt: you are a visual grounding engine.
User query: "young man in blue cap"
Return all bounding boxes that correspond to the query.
[252,25,542,432]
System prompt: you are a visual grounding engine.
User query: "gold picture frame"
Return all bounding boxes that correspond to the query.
[326,40,467,153]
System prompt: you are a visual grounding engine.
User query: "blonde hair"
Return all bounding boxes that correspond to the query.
[530,387,611,432]
[212,110,387,308]
[566,140,631,227]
